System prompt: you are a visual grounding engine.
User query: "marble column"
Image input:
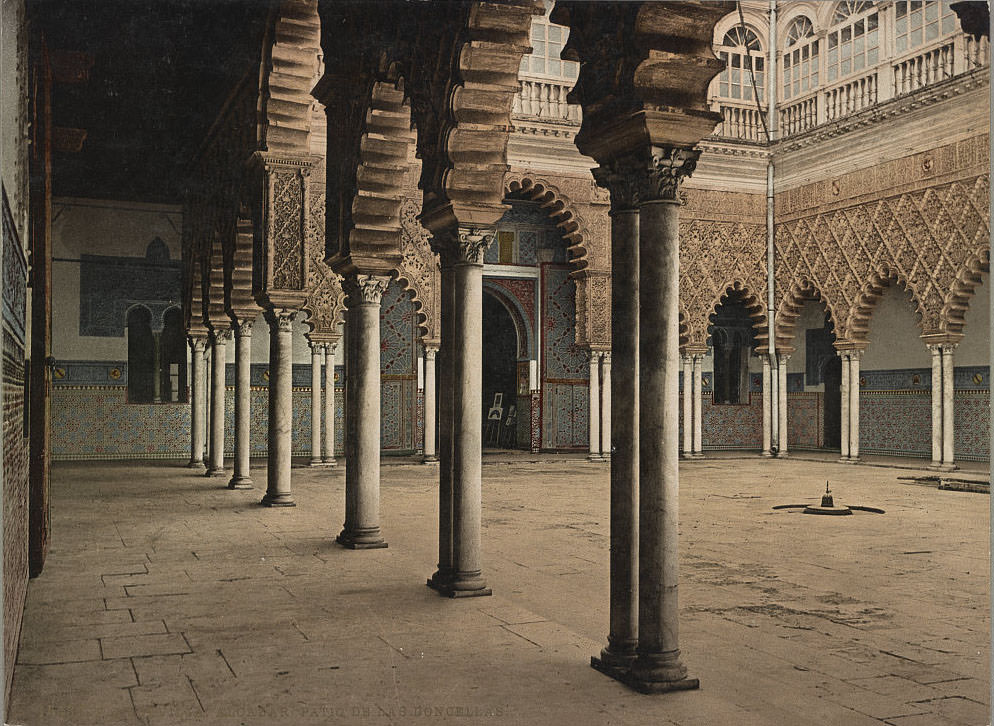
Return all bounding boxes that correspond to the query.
[309,342,323,466]
[429,255,456,590]
[229,320,254,489]
[338,275,389,548]
[423,346,438,463]
[691,354,704,457]
[929,344,943,468]
[777,353,790,457]
[630,148,697,693]
[206,329,230,477]
[152,332,162,403]
[848,351,861,461]
[262,310,295,506]
[446,231,491,595]
[941,345,956,469]
[600,352,612,461]
[681,354,692,458]
[761,353,772,456]
[591,194,639,674]
[323,342,337,466]
[588,351,602,461]
[839,353,851,461]
[188,336,207,468]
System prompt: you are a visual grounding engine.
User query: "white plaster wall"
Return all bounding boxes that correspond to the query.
[862,286,930,370]
[51,198,182,361]
[956,274,989,366]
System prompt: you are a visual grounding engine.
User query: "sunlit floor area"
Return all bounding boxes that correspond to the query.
[9,456,990,726]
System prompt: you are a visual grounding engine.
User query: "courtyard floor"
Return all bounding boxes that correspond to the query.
[8,456,991,726]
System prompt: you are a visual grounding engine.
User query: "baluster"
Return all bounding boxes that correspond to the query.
[512,84,522,115]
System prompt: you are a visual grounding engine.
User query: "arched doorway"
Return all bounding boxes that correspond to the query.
[126,306,154,403]
[482,291,520,449]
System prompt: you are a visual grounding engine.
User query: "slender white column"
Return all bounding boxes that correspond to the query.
[761,353,772,456]
[592,199,638,672]
[600,352,612,461]
[229,320,254,489]
[448,231,491,595]
[309,342,323,466]
[778,353,790,457]
[839,353,850,460]
[188,336,207,468]
[261,310,295,506]
[207,329,230,477]
[631,176,695,690]
[323,342,337,466]
[588,351,602,460]
[941,345,956,469]
[681,354,692,457]
[423,346,438,463]
[338,275,389,547]
[691,354,703,457]
[849,351,861,461]
[930,344,943,468]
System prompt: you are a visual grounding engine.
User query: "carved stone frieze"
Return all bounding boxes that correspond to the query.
[398,198,441,341]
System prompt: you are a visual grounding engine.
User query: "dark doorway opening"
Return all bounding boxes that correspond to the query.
[127,306,154,403]
[823,356,842,449]
[709,290,756,405]
[482,292,519,449]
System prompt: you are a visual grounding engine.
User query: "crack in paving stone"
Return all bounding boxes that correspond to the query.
[187,676,206,712]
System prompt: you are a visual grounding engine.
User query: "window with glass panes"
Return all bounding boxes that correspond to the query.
[895,1,956,53]
[826,1,879,82]
[716,26,765,102]
[782,16,819,99]
[519,7,579,82]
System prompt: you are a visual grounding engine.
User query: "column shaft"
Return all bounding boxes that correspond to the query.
[323,343,337,465]
[942,346,956,468]
[632,198,691,687]
[309,344,323,465]
[207,331,228,477]
[930,345,943,467]
[778,354,789,456]
[189,337,207,468]
[849,353,860,460]
[229,322,253,489]
[600,353,612,461]
[588,352,602,460]
[594,206,639,671]
[761,354,771,456]
[429,260,456,588]
[448,246,488,594]
[152,332,162,403]
[839,354,851,460]
[423,347,438,463]
[338,276,388,547]
[262,312,295,506]
[691,355,703,456]
[681,355,692,457]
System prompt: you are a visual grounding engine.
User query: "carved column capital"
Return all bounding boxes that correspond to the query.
[601,352,611,366]
[324,341,338,356]
[343,274,390,307]
[235,319,254,338]
[425,346,438,361]
[265,309,295,333]
[638,146,701,203]
[456,228,494,265]
[189,336,208,354]
[592,162,640,213]
[211,328,233,344]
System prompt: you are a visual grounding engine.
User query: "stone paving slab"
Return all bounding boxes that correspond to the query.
[8,457,991,726]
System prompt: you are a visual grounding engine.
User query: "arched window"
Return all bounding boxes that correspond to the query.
[782,16,819,99]
[709,291,757,405]
[160,308,188,403]
[127,306,154,403]
[827,1,879,82]
[716,26,765,102]
[895,1,957,54]
[520,0,579,81]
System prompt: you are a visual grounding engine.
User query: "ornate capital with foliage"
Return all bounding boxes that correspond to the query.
[265,309,295,334]
[456,228,494,265]
[595,146,700,209]
[189,336,208,354]
[235,319,254,338]
[343,274,391,307]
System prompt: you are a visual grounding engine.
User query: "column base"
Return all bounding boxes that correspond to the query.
[227,476,254,490]
[588,454,604,462]
[932,463,958,472]
[622,671,700,695]
[188,459,205,469]
[336,530,387,550]
[761,450,773,458]
[680,451,693,459]
[427,572,492,598]
[774,452,789,459]
[260,492,296,507]
[690,452,705,459]
[626,652,698,694]
[308,458,325,467]
[842,456,860,464]
[321,458,338,467]
[422,455,439,465]
[204,467,226,478]
[590,640,638,680]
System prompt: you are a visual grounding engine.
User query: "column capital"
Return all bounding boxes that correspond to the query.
[189,336,207,354]
[324,341,338,355]
[211,328,233,344]
[309,340,323,354]
[264,308,295,333]
[456,228,494,265]
[601,351,611,365]
[691,353,705,364]
[235,319,254,338]
[594,146,701,209]
[425,346,438,360]
[343,274,390,306]
[589,350,602,364]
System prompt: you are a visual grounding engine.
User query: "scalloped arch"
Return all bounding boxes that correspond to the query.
[846,267,925,344]
[942,246,990,337]
[775,277,840,349]
[503,173,589,274]
[705,280,768,348]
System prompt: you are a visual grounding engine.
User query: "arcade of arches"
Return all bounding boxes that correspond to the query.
[0,0,989,720]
